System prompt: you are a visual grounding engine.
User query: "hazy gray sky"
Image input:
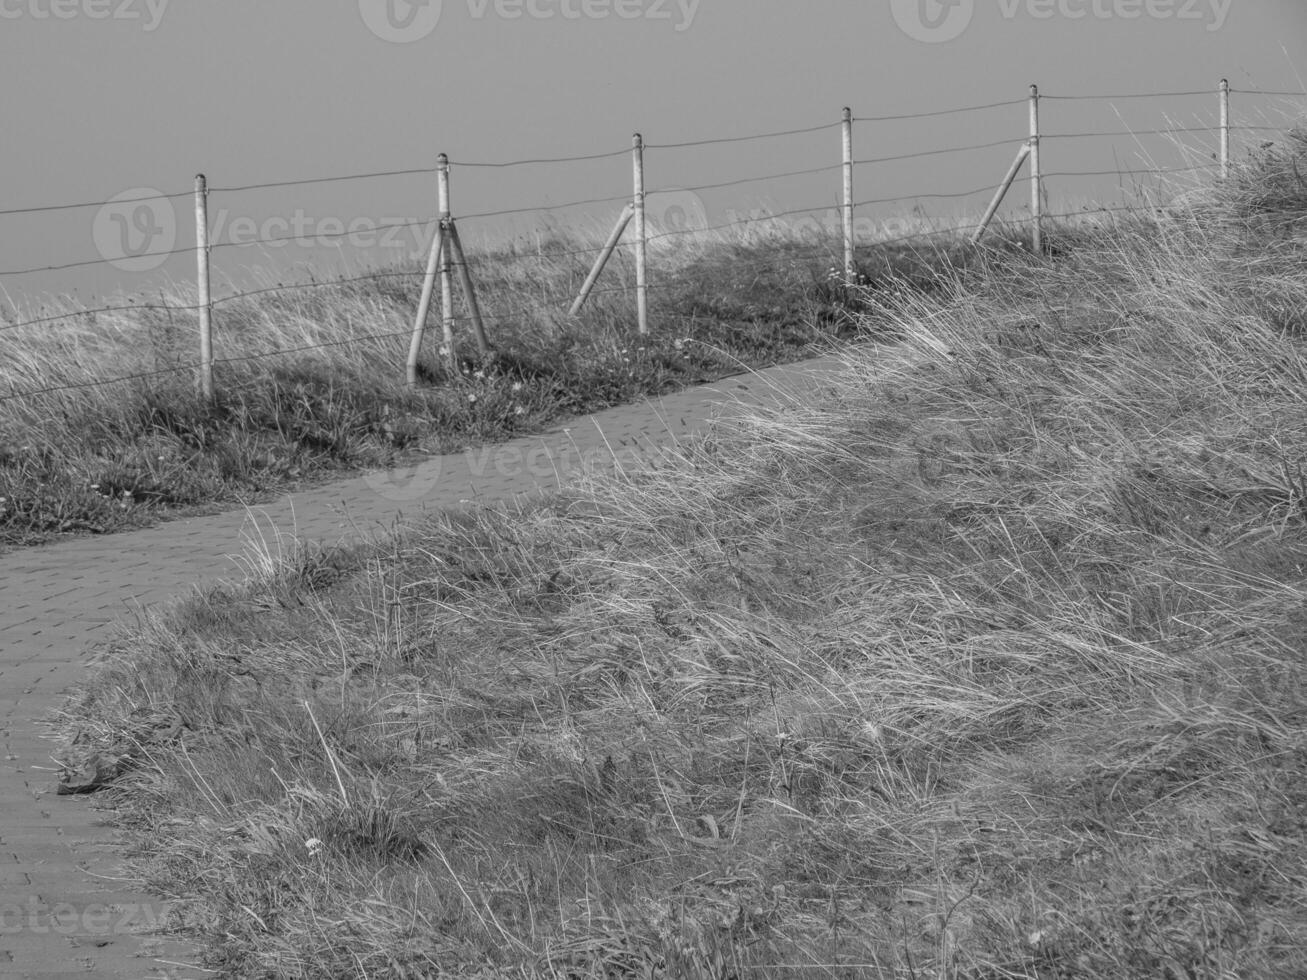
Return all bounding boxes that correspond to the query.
[2,0,1305,309]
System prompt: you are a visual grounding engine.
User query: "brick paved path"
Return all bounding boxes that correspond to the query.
[0,354,849,978]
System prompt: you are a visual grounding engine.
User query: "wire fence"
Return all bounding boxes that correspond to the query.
[1,80,1304,404]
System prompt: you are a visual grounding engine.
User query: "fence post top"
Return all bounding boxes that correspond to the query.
[1220,78,1229,89]
[842,106,852,120]
[1029,83,1039,97]
[437,153,449,168]
[195,173,206,184]
[632,132,643,147]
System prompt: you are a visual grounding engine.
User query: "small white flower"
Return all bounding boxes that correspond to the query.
[467,394,477,403]
[305,837,324,857]
[511,382,523,393]
[514,406,526,416]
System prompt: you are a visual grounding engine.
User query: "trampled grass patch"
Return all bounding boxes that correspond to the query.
[49,134,1307,977]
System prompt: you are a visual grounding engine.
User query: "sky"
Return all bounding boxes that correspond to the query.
[1,0,1305,312]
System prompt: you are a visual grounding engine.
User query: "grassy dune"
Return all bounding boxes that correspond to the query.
[0,221,1022,549]
[51,133,1307,978]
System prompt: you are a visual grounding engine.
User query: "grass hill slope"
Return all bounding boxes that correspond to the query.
[53,132,1307,978]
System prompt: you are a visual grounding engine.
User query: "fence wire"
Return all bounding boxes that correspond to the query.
[2,84,1293,221]
[0,188,194,219]
[646,121,842,151]
[855,98,1027,122]
[1,82,1296,403]
[0,244,195,278]
[857,136,1029,168]
[1042,89,1214,101]
[210,168,436,195]
[452,147,631,169]
[653,164,842,197]
[1045,163,1219,180]
[1044,124,1278,140]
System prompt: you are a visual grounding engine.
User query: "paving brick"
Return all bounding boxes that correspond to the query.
[0,354,851,976]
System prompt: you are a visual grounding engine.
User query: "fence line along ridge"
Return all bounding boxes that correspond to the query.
[0,79,1270,405]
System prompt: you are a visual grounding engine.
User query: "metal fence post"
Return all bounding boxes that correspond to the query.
[194,174,213,404]
[1029,84,1042,254]
[408,159,447,387]
[632,133,648,335]
[1219,78,1230,179]
[437,154,457,370]
[842,106,855,281]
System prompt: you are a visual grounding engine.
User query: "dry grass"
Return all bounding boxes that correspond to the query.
[0,217,1020,550]
[48,133,1307,978]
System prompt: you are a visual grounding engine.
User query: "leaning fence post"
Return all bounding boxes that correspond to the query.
[632,133,649,335]
[971,142,1031,244]
[447,222,490,358]
[1219,78,1230,179]
[842,107,855,281]
[1029,83,1043,254]
[570,202,635,316]
[437,154,458,371]
[408,160,447,387]
[194,174,213,404]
